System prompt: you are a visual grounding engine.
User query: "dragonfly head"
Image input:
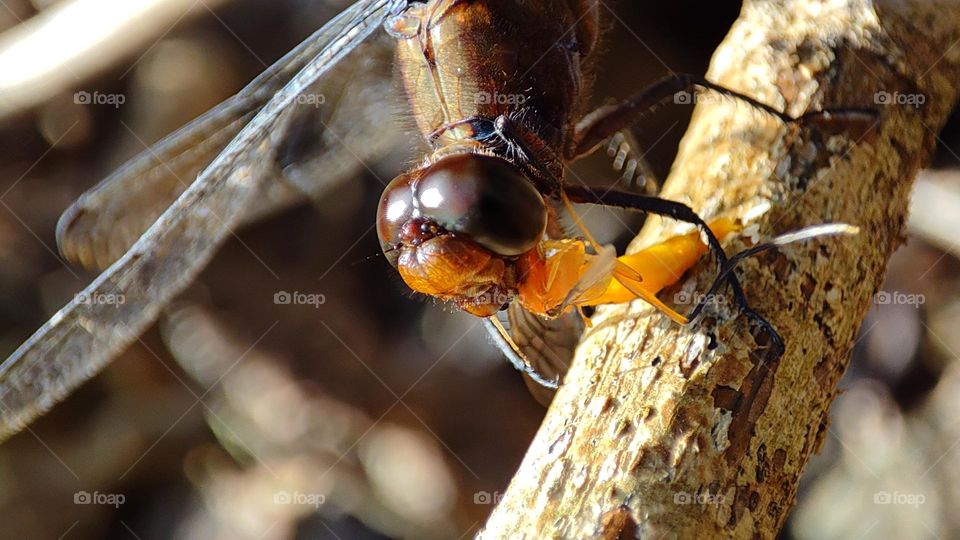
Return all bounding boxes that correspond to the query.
[376,152,548,316]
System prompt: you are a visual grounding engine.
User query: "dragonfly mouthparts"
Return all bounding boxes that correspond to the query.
[400,217,445,247]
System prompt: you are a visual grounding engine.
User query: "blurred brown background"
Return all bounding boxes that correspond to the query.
[0,1,958,538]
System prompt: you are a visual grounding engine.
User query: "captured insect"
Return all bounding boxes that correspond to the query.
[0,0,874,440]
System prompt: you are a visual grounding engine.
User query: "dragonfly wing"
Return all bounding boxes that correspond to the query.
[57,103,262,270]
[485,305,583,404]
[57,4,401,271]
[278,31,402,200]
[0,0,405,441]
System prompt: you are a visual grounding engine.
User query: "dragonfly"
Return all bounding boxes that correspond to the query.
[0,0,871,441]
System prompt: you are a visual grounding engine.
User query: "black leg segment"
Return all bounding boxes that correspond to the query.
[564,184,785,357]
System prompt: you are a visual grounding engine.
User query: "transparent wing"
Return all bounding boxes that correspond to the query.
[58,5,400,271]
[275,30,401,200]
[57,97,261,270]
[485,306,583,405]
[0,0,405,441]
[506,305,580,380]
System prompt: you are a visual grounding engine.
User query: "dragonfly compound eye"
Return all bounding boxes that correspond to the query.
[413,153,547,257]
[377,172,417,267]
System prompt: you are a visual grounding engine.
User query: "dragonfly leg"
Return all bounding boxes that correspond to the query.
[604,130,660,194]
[484,317,560,389]
[567,73,878,160]
[564,184,785,356]
[581,218,738,316]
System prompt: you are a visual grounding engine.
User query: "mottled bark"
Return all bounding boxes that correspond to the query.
[481,1,960,538]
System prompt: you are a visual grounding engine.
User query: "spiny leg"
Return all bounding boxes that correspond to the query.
[492,107,851,358]
[605,130,660,194]
[688,223,861,322]
[564,184,733,277]
[484,317,560,389]
[578,218,740,323]
[563,75,875,355]
[564,184,785,356]
[568,73,877,160]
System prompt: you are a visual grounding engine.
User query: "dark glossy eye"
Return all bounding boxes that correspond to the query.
[415,154,546,256]
[376,172,415,267]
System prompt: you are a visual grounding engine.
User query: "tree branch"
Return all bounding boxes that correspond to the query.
[481,1,960,538]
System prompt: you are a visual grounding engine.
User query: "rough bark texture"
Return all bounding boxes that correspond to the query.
[481,1,960,538]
